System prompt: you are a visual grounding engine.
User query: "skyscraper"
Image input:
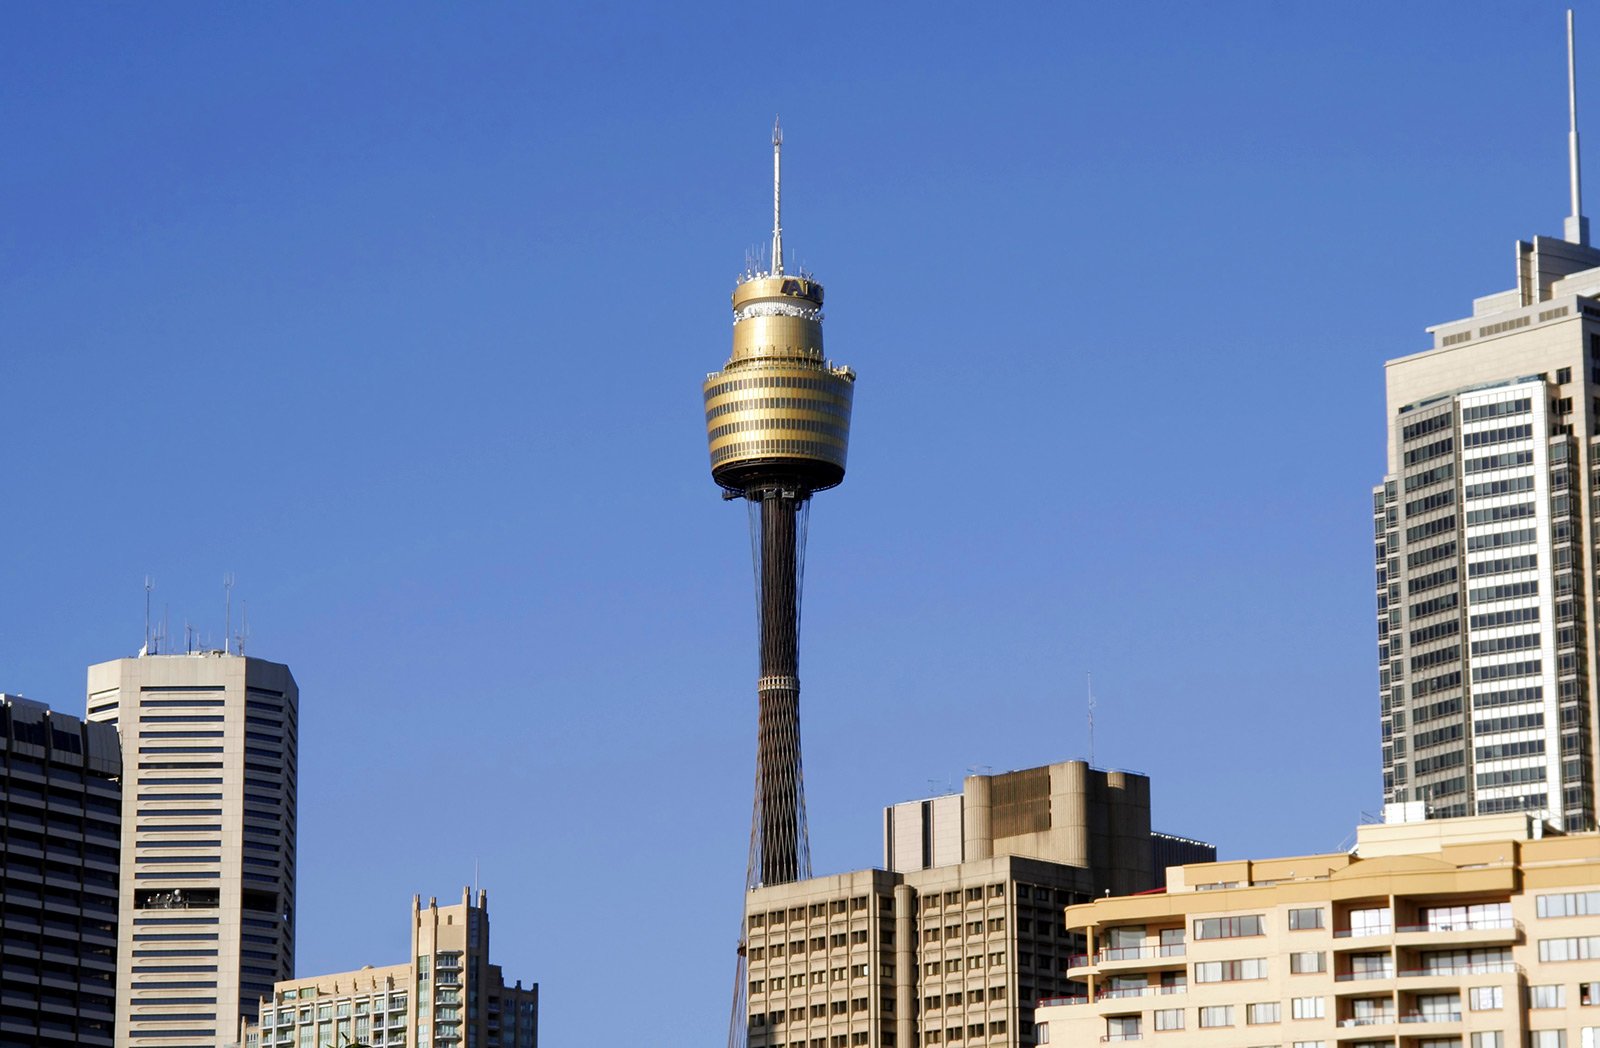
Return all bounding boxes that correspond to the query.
[0,694,122,1047]
[86,651,298,1047]
[703,123,856,1039]
[1375,13,1600,832]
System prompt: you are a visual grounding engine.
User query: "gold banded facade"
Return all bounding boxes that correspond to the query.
[705,275,855,493]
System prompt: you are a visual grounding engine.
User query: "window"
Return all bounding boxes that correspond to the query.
[1346,907,1392,936]
[1558,367,1573,383]
[1469,986,1503,1011]
[1290,951,1325,973]
[1531,985,1566,1009]
[1537,890,1600,917]
[1198,1006,1232,1028]
[1470,1035,1503,1048]
[1291,1042,1326,1048]
[1195,958,1267,982]
[1153,1009,1183,1031]
[1194,915,1264,940]
[1034,1024,1048,1045]
[1246,1002,1280,1024]
[1414,992,1460,1021]
[1291,997,1325,1020]
[1288,908,1324,930]
[1528,1033,1565,1048]
[1540,936,1600,961]
[1106,1016,1140,1042]
[1348,951,1392,979]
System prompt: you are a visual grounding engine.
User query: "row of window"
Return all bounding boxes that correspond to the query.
[704,374,846,401]
[1462,423,1534,448]
[706,395,851,423]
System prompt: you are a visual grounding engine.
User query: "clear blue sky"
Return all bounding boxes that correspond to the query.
[0,2,1586,1043]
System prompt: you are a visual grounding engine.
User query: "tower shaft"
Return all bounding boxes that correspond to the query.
[754,490,805,886]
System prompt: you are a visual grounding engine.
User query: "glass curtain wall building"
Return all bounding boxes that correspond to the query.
[0,694,122,1046]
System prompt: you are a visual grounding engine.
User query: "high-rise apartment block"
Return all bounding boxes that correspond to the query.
[0,694,122,1047]
[86,652,298,1047]
[742,761,1213,1048]
[1375,15,1600,832]
[239,889,538,1048]
[1036,814,1600,1048]
[1375,235,1600,830]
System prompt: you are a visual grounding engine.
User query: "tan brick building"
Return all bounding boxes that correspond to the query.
[240,889,536,1048]
[1037,814,1600,1048]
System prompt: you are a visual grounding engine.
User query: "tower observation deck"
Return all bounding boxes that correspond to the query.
[704,122,855,891]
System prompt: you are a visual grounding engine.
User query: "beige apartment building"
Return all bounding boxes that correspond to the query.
[239,889,537,1048]
[87,652,298,1048]
[1037,813,1600,1048]
[741,761,1213,1048]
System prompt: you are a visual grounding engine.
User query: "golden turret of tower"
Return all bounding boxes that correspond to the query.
[703,126,855,495]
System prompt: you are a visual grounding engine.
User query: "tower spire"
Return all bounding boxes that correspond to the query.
[1567,9,1589,245]
[771,116,784,275]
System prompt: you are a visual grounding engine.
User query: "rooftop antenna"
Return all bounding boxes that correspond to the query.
[143,576,154,656]
[223,573,235,655]
[768,116,780,276]
[240,600,249,657]
[1568,9,1590,246]
[1087,672,1097,766]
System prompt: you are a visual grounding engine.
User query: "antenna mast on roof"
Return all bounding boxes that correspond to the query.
[224,574,235,655]
[1568,9,1590,245]
[1087,672,1097,766]
[768,116,780,276]
[143,576,154,655]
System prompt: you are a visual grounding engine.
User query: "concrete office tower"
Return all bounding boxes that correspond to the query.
[0,694,122,1046]
[1375,13,1600,831]
[742,761,1214,1048]
[86,652,298,1047]
[239,889,538,1048]
[703,122,856,891]
[1036,814,1600,1048]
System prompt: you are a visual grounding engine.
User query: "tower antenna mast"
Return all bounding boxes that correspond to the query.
[1087,672,1097,766]
[1568,9,1590,245]
[224,573,236,655]
[771,117,783,275]
[144,576,154,655]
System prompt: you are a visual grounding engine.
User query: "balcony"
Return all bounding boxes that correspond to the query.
[1393,918,1518,948]
[1036,996,1089,1007]
[1334,969,1395,983]
[1078,944,1187,975]
[1338,1014,1396,1027]
[1396,961,1518,978]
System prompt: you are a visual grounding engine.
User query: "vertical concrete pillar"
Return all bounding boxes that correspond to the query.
[964,774,993,860]
[894,884,914,1048]
[1058,761,1091,868]
[1105,771,1154,895]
